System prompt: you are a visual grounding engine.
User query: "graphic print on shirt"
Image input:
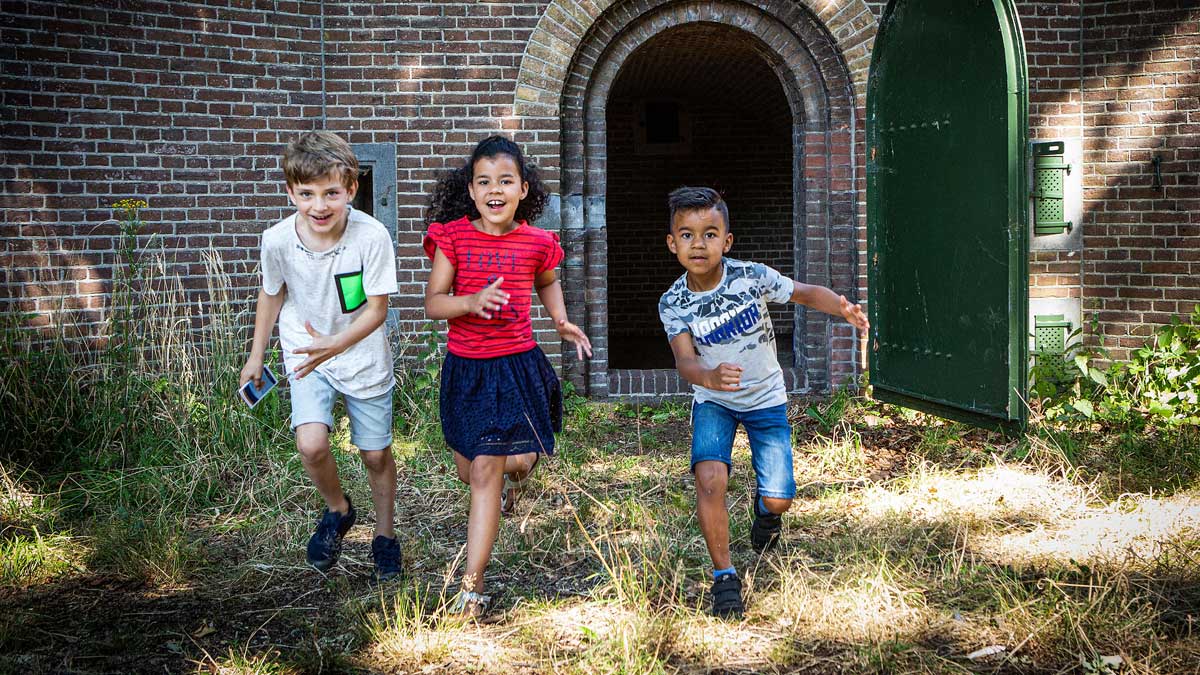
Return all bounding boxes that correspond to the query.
[464,249,518,274]
[660,261,788,356]
[658,258,795,410]
[462,249,521,323]
[692,302,764,347]
[335,269,366,313]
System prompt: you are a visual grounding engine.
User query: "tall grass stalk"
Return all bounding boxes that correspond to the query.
[0,213,307,582]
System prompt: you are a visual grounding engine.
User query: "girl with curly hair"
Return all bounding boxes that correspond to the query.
[423,135,591,617]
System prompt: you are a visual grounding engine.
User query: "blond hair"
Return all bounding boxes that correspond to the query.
[282,131,359,188]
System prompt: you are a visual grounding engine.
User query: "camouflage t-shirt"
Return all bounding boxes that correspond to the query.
[658,258,794,411]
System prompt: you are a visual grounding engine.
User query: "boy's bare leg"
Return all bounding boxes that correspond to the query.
[360,448,397,538]
[761,496,793,515]
[464,454,506,593]
[296,422,349,514]
[694,459,732,570]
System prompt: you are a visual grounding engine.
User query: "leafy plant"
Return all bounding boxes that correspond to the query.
[392,325,443,439]
[1092,305,1200,427]
[804,386,854,431]
[615,401,687,424]
[1033,307,1200,428]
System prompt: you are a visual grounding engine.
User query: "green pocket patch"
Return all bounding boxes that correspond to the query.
[335,270,366,313]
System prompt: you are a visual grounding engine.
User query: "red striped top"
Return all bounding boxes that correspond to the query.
[423,216,565,358]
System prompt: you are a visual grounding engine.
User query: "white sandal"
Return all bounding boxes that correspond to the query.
[500,472,525,515]
[453,590,492,618]
[500,454,540,515]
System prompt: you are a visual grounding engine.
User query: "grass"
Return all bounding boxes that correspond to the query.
[2,243,1199,673]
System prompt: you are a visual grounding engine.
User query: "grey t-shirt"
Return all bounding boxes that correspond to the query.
[261,207,399,399]
[658,258,794,411]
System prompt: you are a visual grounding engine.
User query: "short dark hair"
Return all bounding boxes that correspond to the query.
[667,186,729,231]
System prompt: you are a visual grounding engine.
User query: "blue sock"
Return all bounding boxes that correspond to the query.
[713,566,736,580]
[756,496,770,517]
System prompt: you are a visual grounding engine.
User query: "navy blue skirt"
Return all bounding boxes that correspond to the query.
[439,346,563,460]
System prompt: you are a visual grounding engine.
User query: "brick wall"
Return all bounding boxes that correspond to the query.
[1079,1,1200,358]
[1021,0,1085,312]
[3,0,1196,396]
[317,1,565,364]
[1,0,323,337]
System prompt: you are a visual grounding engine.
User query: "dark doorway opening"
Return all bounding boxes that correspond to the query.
[352,165,374,217]
[605,23,796,370]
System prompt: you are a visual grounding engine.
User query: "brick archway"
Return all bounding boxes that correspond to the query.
[514,0,875,398]
[512,0,877,117]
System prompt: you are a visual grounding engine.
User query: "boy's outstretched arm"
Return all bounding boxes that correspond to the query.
[791,282,869,332]
[292,294,389,379]
[424,247,511,321]
[535,269,592,361]
[240,287,285,388]
[669,332,743,391]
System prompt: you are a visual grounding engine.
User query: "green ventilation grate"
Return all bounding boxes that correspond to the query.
[1033,141,1071,236]
[1034,314,1072,383]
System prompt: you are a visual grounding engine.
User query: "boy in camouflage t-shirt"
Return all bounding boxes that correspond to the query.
[657,187,869,618]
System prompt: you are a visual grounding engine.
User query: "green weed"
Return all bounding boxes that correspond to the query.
[1035,307,1200,429]
[803,385,856,431]
[0,530,80,587]
[356,582,464,670]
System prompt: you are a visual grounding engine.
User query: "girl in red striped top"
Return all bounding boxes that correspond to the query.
[423,135,591,617]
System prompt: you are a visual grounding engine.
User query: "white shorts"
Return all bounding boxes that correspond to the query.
[289,371,393,451]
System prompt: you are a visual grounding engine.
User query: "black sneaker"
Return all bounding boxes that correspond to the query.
[750,490,782,553]
[370,535,403,585]
[306,497,356,571]
[711,572,744,618]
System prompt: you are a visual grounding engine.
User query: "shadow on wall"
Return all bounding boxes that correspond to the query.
[1043,4,1200,357]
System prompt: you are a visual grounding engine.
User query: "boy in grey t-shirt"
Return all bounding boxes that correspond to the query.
[658,187,868,618]
[239,131,402,584]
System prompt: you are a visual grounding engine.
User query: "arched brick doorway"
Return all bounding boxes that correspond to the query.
[605,23,798,377]
[517,0,868,399]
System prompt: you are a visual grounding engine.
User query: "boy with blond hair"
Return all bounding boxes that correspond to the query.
[239,131,401,583]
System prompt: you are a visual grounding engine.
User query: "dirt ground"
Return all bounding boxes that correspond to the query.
[3,403,1197,674]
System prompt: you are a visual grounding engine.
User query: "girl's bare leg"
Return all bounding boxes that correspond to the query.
[463,454,506,594]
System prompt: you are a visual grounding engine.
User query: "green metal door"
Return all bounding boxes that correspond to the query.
[867,0,1028,428]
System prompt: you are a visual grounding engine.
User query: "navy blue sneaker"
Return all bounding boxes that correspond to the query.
[370,535,402,585]
[306,497,356,571]
[750,490,782,553]
[711,572,744,618]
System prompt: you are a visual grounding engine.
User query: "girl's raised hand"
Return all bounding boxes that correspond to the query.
[556,318,592,361]
[467,277,510,319]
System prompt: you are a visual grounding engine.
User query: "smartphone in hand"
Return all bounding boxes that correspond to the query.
[239,366,279,408]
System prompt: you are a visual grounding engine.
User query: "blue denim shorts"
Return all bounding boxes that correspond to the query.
[690,401,796,499]
[289,371,393,451]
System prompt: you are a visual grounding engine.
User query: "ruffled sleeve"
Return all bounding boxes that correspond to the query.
[422,221,455,264]
[537,230,565,274]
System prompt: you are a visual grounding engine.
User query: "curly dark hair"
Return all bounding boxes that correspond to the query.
[426,135,549,226]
